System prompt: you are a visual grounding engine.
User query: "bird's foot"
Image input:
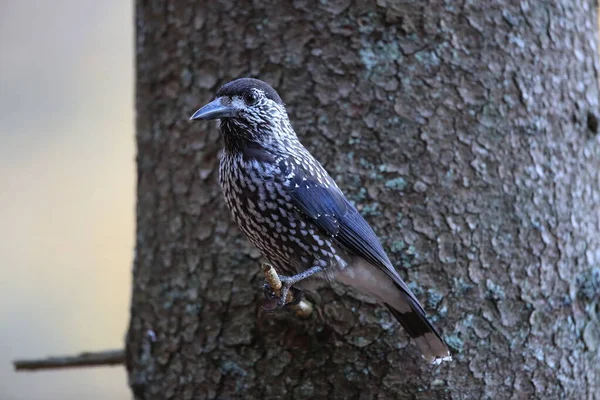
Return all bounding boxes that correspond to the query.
[261,283,304,312]
[261,263,316,318]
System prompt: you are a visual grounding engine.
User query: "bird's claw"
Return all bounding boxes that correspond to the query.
[261,283,303,312]
[262,283,281,312]
[282,286,304,306]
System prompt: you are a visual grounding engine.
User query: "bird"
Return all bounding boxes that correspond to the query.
[190,77,451,364]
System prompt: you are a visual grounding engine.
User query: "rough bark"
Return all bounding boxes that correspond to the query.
[127,1,600,399]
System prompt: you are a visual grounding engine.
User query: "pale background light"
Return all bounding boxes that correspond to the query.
[0,1,134,399]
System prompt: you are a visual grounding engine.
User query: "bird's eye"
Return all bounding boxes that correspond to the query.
[243,91,259,106]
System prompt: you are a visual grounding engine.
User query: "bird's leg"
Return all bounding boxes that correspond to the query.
[261,264,320,314]
[276,266,323,308]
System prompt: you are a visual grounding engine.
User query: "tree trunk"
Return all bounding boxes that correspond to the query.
[127,1,600,399]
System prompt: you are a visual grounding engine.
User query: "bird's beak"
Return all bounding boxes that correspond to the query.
[189,98,236,121]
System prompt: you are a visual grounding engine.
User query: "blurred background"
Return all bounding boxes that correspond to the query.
[0,1,133,399]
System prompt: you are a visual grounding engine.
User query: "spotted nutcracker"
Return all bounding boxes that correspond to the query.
[190,78,451,364]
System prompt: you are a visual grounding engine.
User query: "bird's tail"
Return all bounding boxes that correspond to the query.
[384,303,451,364]
[336,258,451,364]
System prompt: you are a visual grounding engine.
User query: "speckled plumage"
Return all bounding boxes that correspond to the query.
[220,124,343,277]
[191,78,451,364]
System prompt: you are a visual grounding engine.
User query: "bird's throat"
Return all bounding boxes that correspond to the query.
[220,118,278,156]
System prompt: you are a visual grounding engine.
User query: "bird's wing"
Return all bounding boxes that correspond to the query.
[283,159,429,304]
[287,175,342,235]
[284,161,451,363]
[279,153,428,291]
[284,162,393,272]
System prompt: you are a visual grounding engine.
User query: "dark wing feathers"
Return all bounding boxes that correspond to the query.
[284,162,450,363]
[286,167,392,270]
[287,173,342,235]
[285,166,426,307]
[336,204,393,270]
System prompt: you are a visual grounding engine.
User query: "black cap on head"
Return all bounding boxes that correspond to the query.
[216,78,284,105]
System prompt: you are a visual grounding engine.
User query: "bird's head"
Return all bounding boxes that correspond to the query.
[190,78,294,149]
